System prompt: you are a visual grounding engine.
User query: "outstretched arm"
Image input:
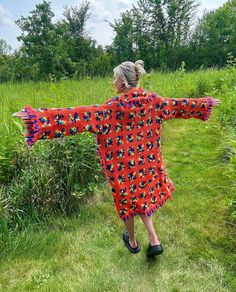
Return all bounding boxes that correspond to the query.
[152,94,221,122]
[12,102,114,147]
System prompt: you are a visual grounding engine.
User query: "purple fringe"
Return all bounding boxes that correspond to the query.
[202,97,214,122]
[22,105,40,147]
[119,190,176,222]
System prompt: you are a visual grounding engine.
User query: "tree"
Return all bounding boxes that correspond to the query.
[0,39,12,55]
[16,0,66,80]
[189,0,236,68]
[0,39,13,82]
[57,1,104,77]
[109,10,137,63]
[110,0,199,70]
[62,1,90,39]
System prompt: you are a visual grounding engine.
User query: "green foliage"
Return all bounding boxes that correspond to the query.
[141,71,155,91]
[0,91,235,291]
[210,54,236,126]
[31,269,53,289]
[222,130,236,223]
[189,1,236,69]
[1,1,236,81]
[0,39,11,55]
[0,134,105,227]
[0,1,114,82]
[109,0,236,71]
[109,10,136,63]
[16,1,62,80]
[0,55,16,82]
[1,66,236,227]
[228,198,236,221]
[110,0,198,70]
[61,1,91,38]
[207,55,236,223]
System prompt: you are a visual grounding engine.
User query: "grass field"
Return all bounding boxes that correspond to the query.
[0,69,235,291]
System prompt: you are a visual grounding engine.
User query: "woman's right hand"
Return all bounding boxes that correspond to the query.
[12,108,64,146]
[12,109,28,120]
[12,109,33,150]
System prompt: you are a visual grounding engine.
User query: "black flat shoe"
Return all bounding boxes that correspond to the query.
[123,230,141,254]
[147,242,164,257]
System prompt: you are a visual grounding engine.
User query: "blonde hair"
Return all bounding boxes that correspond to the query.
[113,60,146,89]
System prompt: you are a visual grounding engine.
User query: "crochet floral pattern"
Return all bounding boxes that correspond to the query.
[22,87,214,221]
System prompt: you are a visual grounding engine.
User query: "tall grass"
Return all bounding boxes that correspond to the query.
[0,66,235,229]
[0,66,235,291]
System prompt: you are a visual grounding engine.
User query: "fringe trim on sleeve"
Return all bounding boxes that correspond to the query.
[22,105,40,147]
[202,97,214,122]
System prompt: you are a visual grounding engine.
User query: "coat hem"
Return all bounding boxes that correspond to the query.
[118,187,177,222]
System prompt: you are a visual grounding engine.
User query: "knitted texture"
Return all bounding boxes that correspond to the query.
[22,87,214,221]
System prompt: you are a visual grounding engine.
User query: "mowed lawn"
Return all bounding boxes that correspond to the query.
[0,102,235,291]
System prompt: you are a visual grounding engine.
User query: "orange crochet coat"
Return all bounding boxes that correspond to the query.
[22,87,214,221]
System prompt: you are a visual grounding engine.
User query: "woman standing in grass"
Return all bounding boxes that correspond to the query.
[12,60,221,257]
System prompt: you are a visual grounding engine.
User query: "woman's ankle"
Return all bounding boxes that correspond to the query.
[129,238,138,248]
[129,234,136,242]
[149,235,160,246]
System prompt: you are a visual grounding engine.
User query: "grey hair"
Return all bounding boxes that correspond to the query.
[113,60,146,88]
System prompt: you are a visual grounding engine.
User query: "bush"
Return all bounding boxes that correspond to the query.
[0,133,106,228]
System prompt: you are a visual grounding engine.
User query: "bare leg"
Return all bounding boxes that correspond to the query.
[139,214,160,246]
[123,216,138,248]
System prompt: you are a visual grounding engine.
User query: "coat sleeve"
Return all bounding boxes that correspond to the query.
[22,102,115,147]
[152,95,214,122]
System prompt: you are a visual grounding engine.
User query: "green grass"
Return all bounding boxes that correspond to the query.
[0,68,235,291]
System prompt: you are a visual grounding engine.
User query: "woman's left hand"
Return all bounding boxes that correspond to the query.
[212,98,221,106]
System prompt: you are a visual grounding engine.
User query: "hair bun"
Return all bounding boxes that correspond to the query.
[135,59,144,67]
[135,60,146,80]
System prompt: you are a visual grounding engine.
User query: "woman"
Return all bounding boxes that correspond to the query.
[12,60,221,257]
